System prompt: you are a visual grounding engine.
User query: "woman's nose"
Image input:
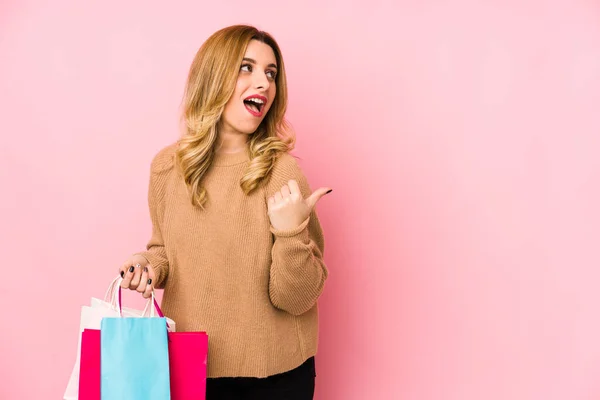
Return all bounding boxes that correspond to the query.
[253,72,270,90]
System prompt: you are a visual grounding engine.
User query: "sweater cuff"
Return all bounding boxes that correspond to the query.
[270,217,310,241]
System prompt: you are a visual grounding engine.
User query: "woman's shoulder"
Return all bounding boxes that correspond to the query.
[271,152,304,176]
[150,142,178,174]
[267,152,311,194]
[269,152,306,180]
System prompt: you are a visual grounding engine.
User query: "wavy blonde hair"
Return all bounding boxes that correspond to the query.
[176,25,294,208]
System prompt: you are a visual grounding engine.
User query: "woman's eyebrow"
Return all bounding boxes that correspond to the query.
[242,57,278,69]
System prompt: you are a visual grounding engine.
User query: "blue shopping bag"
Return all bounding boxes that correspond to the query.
[100,316,171,400]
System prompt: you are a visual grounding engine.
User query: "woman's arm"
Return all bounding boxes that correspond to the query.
[269,210,328,315]
[266,154,330,315]
[134,147,174,289]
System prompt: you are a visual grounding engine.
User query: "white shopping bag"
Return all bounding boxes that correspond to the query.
[63,276,175,400]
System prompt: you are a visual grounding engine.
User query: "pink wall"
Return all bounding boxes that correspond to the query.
[1,1,599,399]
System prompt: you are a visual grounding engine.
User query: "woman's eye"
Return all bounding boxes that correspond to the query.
[241,64,275,80]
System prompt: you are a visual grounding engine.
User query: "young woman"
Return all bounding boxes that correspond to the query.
[118,25,330,399]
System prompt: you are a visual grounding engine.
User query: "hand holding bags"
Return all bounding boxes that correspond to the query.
[72,277,209,399]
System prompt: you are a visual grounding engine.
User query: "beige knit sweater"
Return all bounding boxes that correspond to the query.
[137,143,328,378]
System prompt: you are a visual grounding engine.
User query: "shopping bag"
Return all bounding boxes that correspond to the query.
[78,289,208,400]
[77,290,174,400]
[78,330,209,400]
[63,278,124,400]
[168,331,209,399]
[101,316,171,400]
[78,329,100,400]
[64,277,175,400]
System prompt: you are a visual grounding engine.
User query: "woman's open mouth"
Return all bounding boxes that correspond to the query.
[243,96,267,117]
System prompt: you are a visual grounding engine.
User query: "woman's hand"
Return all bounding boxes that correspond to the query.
[118,254,156,299]
[267,179,331,231]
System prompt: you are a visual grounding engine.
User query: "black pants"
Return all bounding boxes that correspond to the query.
[206,357,316,400]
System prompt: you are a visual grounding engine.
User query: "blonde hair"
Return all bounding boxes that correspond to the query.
[176,25,294,208]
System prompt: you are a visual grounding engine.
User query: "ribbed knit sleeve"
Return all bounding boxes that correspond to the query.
[266,154,329,316]
[135,145,175,289]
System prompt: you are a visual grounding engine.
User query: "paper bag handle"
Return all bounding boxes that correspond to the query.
[104,276,167,322]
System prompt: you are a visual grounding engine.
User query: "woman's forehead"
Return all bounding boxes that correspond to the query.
[244,40,277,66]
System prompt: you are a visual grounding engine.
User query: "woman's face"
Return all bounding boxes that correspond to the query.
[220,39,278,137]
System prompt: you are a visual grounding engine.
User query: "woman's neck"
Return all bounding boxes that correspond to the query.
[216,128,250,154]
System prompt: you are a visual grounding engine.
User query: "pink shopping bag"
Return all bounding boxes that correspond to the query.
[168,331,209,400]
[78,329,100,400]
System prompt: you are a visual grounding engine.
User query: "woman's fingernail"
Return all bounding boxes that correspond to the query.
[129,266,134,273]
[147,278,152,285]
[120,271,125,278]
[143,266,148,273]
[326,189,333,194]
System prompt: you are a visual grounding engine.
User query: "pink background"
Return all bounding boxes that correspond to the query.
[1,1,599,399]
